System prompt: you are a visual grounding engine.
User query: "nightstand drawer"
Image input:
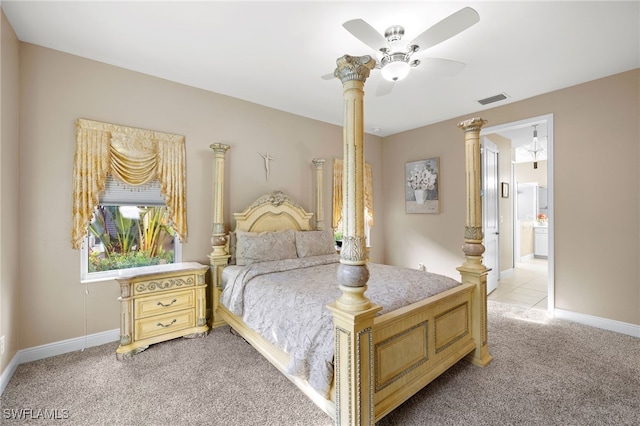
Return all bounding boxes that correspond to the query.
[133,274,197,296]
[135,290,195,318]
[135,309,195,341]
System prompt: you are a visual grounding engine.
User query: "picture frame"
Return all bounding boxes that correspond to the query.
[405,157,440,214]
[501,182,510,198]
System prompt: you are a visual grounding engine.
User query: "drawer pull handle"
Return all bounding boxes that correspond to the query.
[157,299,177,308]
[157,319,177,328]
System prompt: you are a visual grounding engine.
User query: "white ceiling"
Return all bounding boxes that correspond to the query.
[3,1,639,137]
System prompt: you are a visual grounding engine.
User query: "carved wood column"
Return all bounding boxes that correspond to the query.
[313,158,326,231]
[210,143,230,257]
[209,143,230,328]
[327,54,381,426]
[456,118,492,367]
[333,54,375,310]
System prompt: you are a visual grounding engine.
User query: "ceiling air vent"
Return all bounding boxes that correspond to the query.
[477,93,508,105]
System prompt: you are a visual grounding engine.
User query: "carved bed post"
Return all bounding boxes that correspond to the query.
[327,55,381,426]
[313,158,326,231]
[456,118,493,367]
[209,143,231,328]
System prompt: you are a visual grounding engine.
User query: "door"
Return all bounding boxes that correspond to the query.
[482,139,499,294]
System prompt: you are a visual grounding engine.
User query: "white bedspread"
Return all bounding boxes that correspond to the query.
[221,254,460,397]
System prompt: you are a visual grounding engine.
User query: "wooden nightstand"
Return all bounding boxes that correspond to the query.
[115,262,209,360]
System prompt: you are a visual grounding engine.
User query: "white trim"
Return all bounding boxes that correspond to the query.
[499,268,514,278]
[0,328,120,396]
[81,238,183,283]
[19,329,120,364]
[0,353,20,396]
[554,309,640,338]
[481,113,555,313]
[520,253,534,262]
[544,114,555,313]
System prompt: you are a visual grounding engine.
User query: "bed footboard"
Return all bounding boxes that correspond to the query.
[372,283,475,421]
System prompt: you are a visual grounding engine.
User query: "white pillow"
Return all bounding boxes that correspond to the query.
[295,230,336,258]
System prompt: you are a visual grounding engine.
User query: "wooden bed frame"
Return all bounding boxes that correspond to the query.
[208,55,491,425]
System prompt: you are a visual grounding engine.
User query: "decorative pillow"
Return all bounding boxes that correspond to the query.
[228,231,237,265]
[234,230,254,265]
[236,229,297,265]
[295,230,336,258]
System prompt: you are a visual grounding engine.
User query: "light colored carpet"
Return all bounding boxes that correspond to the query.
[1,301,638,425]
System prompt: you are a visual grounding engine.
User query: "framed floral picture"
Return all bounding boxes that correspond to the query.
[405,157,440,214]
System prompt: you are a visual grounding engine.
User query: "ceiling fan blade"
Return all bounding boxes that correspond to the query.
[418,58,466,76]
[408,7,479,53]
[343,18,390,52]
[321,72,335,80]
[376,80,395,97]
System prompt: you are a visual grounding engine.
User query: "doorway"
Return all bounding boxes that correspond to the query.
[480,114,554,312]
[482,138,499,294]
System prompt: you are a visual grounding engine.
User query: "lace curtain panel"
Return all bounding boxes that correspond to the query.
[332,159,373,230]
[71,119,187,249]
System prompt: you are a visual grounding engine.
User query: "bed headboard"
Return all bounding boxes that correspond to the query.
[233,190,313,232]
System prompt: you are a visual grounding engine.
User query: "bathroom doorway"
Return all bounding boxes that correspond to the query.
[481,114,554,312]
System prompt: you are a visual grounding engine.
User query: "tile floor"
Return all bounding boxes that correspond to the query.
[488,258,548,309]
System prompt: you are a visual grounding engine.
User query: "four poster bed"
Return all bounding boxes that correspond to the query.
[208,55,491,425]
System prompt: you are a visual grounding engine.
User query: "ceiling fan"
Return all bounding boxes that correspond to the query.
[325,7,479,96]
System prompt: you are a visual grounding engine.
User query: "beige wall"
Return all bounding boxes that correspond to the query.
[0,11,20,375]
[15,42,383,350]
[383,69,639,325]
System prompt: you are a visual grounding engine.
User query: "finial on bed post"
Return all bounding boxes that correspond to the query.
[456,118,492,367]
[327,54,381,426]
[312,158,326,231]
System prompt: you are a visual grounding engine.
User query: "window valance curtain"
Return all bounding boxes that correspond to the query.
[71,119,187,249]
[332,159,373,230]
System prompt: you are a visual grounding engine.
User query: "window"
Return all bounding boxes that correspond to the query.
[332,209,372,248]
[332,159,374,247]
[72,119,188,283]
[81,176,181,282]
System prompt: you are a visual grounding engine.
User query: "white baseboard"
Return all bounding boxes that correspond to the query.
[554,309,640,338]
[499,268,514,278]
[0,353,20,396]
[18,329,120,364]
[0,329,119,396]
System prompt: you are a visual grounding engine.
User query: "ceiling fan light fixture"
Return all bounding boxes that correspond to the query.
[381,60,410,82]
[342,7,480,92]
